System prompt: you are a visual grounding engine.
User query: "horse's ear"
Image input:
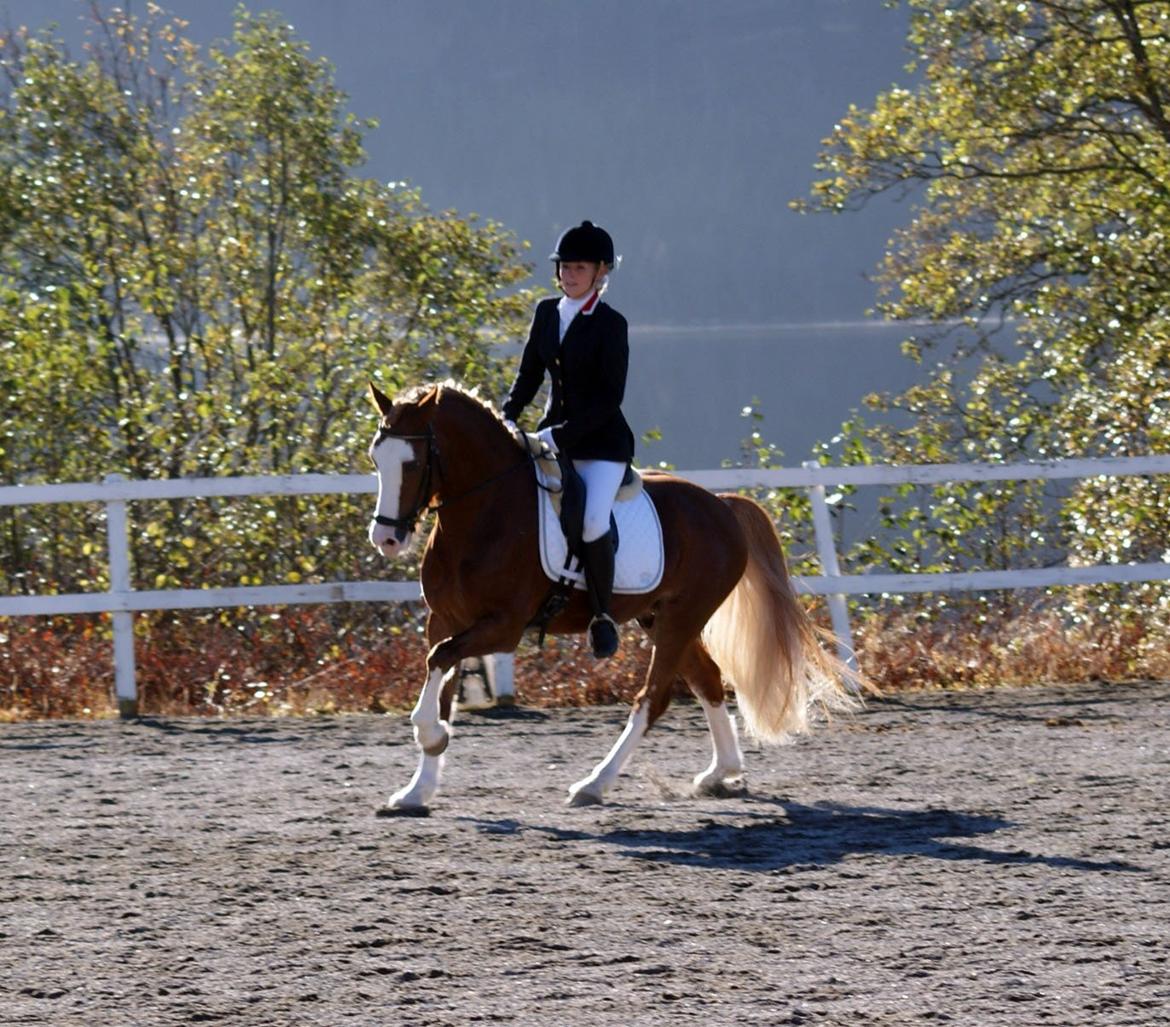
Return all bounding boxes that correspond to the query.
[368,382,395,418]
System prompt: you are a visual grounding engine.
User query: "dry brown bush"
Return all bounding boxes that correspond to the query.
[0,609,655,721]
[2,597,1166,721]
[852,603,1170,692]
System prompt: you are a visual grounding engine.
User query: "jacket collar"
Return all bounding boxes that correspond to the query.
[557,289,601,322]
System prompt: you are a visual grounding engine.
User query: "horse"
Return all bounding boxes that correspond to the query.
[366,380,859,810]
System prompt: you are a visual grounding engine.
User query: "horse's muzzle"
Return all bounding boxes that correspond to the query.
[369,519,411,556]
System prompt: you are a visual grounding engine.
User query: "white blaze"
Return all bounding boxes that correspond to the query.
[369,435,414,553]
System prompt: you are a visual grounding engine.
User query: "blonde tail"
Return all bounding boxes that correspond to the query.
[701,494,861,743]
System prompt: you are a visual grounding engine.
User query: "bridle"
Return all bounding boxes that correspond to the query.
[371,426,440,538]
[371,421,534,536]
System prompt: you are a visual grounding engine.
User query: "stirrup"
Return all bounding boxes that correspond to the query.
[588,614,619,659]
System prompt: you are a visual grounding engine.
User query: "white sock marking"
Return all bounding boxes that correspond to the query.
[694,698,745,790]
[569,704,650,802]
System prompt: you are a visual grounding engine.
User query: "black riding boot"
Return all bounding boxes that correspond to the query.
[581,534,619,659]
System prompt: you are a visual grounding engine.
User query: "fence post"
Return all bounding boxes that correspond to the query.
[104,474,138,719]
[802,460,859,678]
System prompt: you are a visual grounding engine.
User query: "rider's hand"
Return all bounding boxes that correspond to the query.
[536,428,558,456]
[503,419,519,436]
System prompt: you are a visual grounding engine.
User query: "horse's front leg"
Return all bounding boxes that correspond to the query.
[385,664,458,812]
[384,614,521,813]
[411,662,456,757]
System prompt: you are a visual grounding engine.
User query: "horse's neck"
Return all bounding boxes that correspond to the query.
[435,409,517,502]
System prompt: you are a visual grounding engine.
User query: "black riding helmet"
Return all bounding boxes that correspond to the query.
[549,220,615,266]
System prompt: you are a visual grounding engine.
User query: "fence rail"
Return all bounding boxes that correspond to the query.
[3,454,1169,715]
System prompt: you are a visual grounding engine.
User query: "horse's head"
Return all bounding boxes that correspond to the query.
[367,382,439,558]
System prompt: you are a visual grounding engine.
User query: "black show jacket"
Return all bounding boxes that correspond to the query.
[502,296,636,462]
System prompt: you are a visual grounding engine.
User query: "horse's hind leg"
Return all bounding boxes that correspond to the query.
[680,641,747,795]
[567,625,690,807]
[566,698,653,807]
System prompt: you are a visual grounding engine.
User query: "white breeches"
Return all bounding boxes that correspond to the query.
[573,459,626,542]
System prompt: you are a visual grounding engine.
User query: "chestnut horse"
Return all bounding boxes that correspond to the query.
[367,381,857,810]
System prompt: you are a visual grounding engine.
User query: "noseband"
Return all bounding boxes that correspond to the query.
[372,426,439,537]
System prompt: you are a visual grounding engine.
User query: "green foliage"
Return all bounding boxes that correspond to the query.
[721,401,819,576]
[799,0,1170,616]
[0,4,536,597]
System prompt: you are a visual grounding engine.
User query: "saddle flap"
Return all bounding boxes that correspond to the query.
[534,462,664,595]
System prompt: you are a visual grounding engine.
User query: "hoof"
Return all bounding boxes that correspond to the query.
[376,804,430,818]
[567,783,604,807]
[693,775,748,798]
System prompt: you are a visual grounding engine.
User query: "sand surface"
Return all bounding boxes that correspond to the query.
[2,681,1168,1025]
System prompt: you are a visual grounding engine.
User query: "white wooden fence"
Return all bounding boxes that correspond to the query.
[3,455,1169,716]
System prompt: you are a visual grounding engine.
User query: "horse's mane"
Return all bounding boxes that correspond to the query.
[395,379,510,432]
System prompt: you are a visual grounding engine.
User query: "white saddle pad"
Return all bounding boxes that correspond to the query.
[535,466,665,594]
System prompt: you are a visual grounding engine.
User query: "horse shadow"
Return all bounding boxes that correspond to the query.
[133,717,304,744]
[469,797,1146,875]
[464,705,551,723]
[872,692,1131,727]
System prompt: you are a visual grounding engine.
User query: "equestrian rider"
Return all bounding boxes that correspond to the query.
[502,220,635,659]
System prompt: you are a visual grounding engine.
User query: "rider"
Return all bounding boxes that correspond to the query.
[502,220,635,659]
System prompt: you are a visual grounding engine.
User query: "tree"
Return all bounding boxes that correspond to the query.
[0,3,536,596]
[801,0,1170,589]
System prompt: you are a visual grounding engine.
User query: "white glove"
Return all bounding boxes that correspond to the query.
[503,418,520,438]
[535,427,558,456]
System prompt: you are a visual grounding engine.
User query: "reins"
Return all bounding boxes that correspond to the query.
[432,454,533,512]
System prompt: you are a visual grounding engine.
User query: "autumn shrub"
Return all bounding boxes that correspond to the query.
[0,6,536,601]
[512,629,654,708]
[131,605,429,717]
[4,588,1169,722]
[0,616,114,719]
[0,607,655,720]
[852,593,1170,692]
